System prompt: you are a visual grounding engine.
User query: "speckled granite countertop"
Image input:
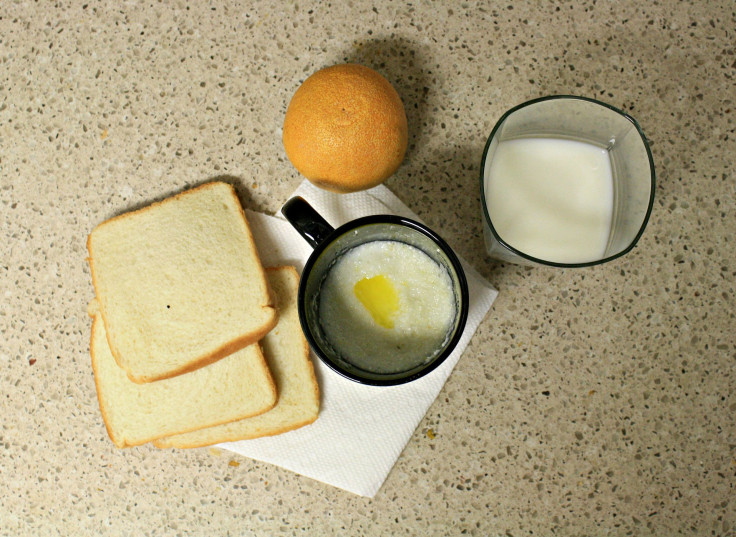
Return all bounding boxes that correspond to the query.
[1,1,734,535]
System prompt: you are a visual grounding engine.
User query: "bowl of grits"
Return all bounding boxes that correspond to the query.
[282,197,469,386]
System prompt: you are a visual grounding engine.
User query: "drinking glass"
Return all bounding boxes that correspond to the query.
[480,95,655,267]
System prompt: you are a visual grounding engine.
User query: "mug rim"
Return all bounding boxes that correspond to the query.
[479,94,656,268]
[297,214,470,386]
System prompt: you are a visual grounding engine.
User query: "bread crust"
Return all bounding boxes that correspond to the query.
[90,316,124,447]
[87,181,277,383]
[122,311,277,384]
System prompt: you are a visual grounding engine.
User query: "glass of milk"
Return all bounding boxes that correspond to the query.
[480,95,655,267]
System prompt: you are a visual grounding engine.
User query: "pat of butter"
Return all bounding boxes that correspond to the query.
[353,274,399,329]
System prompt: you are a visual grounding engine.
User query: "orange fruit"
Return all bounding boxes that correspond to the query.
[282,63,408,193]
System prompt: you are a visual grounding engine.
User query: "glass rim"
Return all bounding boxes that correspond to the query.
[479,94,656,268]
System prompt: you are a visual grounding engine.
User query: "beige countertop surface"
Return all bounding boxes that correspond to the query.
[1,1,734,535]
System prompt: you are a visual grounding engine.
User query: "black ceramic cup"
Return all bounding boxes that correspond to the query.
[282,196,469,386]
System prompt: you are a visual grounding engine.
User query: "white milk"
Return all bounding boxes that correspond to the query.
[484,137,614,264]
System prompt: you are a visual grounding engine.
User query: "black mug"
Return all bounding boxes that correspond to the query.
[282,196,469,386]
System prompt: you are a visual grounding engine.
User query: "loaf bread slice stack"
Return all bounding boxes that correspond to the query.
[86,182,319,448]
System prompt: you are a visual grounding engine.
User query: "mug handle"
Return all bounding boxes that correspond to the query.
[282,196,335,249]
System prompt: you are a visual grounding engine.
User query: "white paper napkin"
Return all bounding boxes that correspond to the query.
[220,180,498,497]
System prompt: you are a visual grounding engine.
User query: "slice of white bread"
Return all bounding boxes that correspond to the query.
[155,266,320,449]
[89,302,278,448]
[87,182,277,383]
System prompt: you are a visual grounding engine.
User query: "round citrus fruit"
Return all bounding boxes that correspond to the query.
[282,63,408,193]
